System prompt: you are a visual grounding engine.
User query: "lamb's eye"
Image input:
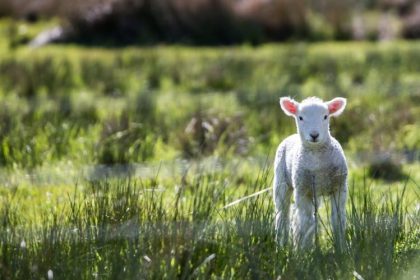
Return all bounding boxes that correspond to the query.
[324,115,328,120]
[299,116,303,121]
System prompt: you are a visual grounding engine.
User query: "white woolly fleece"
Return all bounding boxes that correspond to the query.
[274,96,348,249]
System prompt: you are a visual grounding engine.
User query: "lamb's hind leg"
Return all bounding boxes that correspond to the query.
[273,174,292,246]
[331,184,347,250]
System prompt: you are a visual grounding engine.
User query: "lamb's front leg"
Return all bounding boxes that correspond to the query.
[331,183,347,250]
[273,174,292,246]
[292,193,315,249]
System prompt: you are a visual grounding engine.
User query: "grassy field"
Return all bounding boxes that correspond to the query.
[0,20,419,279]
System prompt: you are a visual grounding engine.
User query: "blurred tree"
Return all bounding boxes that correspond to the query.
[1,0,419,45]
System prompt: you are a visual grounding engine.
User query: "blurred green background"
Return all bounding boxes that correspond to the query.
[0,0,418,174]
[0,38,418,178]
[0,1,419,279]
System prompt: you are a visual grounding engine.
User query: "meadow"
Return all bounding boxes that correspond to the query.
[0,20,419,279]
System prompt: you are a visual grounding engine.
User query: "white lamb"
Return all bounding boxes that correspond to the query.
[273,96,348,249]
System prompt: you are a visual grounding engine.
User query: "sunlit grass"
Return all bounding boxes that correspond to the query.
[0,166,418,279]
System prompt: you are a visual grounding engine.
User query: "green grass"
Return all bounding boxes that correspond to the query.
[0,168,418,279]
[0,20,419,279]
[0,41,418,168]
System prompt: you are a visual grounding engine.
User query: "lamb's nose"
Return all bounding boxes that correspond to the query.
[310,132,319,141]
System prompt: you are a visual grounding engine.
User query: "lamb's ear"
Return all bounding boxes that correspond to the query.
[280,97,299,116]
[326,97,346,117]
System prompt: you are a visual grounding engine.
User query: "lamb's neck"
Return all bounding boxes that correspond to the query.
[300,138,332,154]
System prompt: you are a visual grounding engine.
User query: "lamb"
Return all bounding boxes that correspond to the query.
[273,96,348,249]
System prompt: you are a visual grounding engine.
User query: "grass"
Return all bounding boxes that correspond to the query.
[0,167,418,279]
[0,20,419,279]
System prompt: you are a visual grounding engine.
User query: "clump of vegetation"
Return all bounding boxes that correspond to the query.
[367,156,407,181]
[97,113,156,164]
[179,113,248,158]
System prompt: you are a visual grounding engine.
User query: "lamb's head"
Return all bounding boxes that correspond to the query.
[279,96,346,147]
